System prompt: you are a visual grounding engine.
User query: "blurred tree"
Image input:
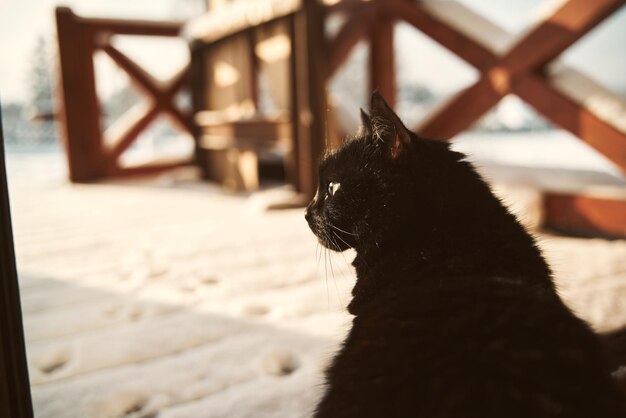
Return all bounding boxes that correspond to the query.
[20,35,58,146]
[27,36,54,120]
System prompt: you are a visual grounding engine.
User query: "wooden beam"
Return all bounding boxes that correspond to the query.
[544,193,626,238]
[327,6,373,77]
[514,75,626,173]
[417,77,501,140]
[247,29,260,110]
[289,0,327,198]
[167,107,195,135]
[191,40,211,179]
[102,43,193,162]
[407,0,626,152]
[499,0,625,77]
[417,0,514,54]
[108,105,160,161]
[549,65,626,135]
[326,0,367,15]
[369,10,396,108]
[80,16,183,37]
[101,44,161,98]
[56,7,106,182]
[387,0,493,70]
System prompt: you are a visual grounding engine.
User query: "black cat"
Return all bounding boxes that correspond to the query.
[305,92,626,418]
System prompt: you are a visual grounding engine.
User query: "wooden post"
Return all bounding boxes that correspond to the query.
[190,40,211,179]
[544,193,626,238]
[247,29,260,110]
[0,104,34,418]
[369,8,395,108]
[289,0,327,198]
[56,7,105,182]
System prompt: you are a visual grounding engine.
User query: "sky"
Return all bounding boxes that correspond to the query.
[0,0,202,103]
[0,0,624,104]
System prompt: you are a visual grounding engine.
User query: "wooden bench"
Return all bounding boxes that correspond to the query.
[195,110,292,191]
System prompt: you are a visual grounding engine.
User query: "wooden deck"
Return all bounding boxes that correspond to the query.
[8,153,626,418]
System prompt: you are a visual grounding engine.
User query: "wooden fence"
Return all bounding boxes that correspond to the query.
[56,7,194,182]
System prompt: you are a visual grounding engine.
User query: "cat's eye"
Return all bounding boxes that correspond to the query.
[327,181,341,197]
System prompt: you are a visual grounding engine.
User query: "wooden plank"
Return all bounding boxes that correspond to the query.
[102,43,193,163]
[387,0,494,70]
[184,0,301,43]
[0,101,34,418]
[514,75,626,173]
[161,68,194,134]
[327,6,373,77]
[326,0,367,14]
[417,77,501,140]
[166,107,195,136]
[55,7,106,181]
[544,193,626,238]
[101,44,161,98]
[107,106,160,162]
[191,37,212,179]
[195,110,289,126]
[81,17,183,37]
[199,119,292,147]
[248,30,260,110]
[499,0,625,76]
[548,65,626,135]
[289,0,327,198]
[369,11,396,108]
[418,0,514,54]
[287,16,301,190]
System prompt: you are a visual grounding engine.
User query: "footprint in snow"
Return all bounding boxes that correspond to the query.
[259,349,299,376]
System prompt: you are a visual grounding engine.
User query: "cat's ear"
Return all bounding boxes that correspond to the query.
[369,91,411,158]
[357,108,372,136]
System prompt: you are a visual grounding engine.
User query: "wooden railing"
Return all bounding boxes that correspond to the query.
[324,0,626,172]
[55,7,194,182]
[56,1,626,203]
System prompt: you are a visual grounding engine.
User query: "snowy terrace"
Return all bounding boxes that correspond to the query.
[7,149,626,418]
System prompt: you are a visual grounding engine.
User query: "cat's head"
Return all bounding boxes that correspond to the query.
[305,91,471,254]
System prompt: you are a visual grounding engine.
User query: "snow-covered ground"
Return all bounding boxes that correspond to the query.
[6,148,626,418]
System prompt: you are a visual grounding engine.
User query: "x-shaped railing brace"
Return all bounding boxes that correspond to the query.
[98,39,193,169]
[329,0,626,172]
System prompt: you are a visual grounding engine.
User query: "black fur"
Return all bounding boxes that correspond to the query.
[305,92,626,418]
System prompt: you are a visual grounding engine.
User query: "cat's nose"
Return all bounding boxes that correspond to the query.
[304,207,312,223]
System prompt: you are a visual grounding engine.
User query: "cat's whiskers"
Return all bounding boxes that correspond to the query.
[329,223,357,237]
[328,227,354,252]
[316,242,322,269]
[326,234,345,306]
[330,230,357,282]
[323,242,330,312]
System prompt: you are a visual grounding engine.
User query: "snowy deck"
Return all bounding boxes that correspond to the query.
[7,152,626,418]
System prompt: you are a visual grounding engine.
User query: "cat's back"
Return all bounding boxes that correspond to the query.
[316,274,626,418]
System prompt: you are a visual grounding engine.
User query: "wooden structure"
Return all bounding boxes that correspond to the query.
[56,0,626,235]
[55,7,194,182]
[0,105,34,418]
[187,0,327,197]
